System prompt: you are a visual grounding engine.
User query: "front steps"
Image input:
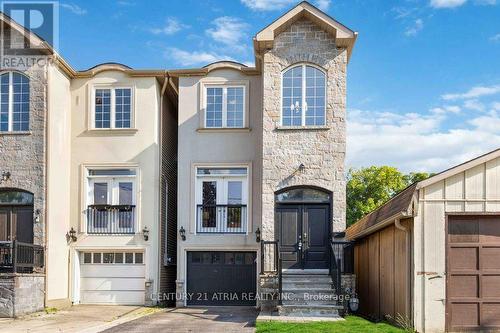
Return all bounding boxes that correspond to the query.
[277,269,343,318]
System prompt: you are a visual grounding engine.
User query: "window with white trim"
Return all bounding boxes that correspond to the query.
[282,64,326,126]
[86,168,137,234]
[195,167,248,233]
[0,72,30,132]
[93,87,132,129]
[205,86,245,128]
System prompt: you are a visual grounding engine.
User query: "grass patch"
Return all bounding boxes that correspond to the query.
[44,307,58,315]
[256,316,404,333]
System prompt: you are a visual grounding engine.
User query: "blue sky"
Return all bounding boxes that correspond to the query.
[57,0,499,172]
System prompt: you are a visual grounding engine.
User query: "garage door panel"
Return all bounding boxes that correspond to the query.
[81,277,145,291]
[482,247,500,269]
[449,275,478,298]
[80,290,145,305]
[482,276,500,298]
[482,303,500,326]
[480,220,500,243]
[451,303,480,327]
[449,247,478,270]
[81,265,145,278]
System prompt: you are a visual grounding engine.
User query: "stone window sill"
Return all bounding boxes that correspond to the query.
[196,127,251,133]
[0,131,32,136]
[85,128,138,136]
[275,125,330,131]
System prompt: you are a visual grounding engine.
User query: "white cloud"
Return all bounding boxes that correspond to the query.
[475,0,496,4]
[463,99,485,111]
[60,3,87,15]
[347,108,500,173]
[492,102,500,111]
[405,19,424,36]
[430,0,467,8]
[166,48,234,66]
[316,0,331,11]
[150,18,189,35]
[430,105,461,114]
[206,17,249,46]
[442,85,500,100]
[490,34,500,42]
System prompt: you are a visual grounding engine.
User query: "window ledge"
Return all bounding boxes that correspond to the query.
[196,127,251,133]
[275,125,330,131]
[85,128,138,136]
[0,131,32,136]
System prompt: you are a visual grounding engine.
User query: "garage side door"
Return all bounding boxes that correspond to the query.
[187,251,256,306]
[80,251,145,305]
[447,215,500,331]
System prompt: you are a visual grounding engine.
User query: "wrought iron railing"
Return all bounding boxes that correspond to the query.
[260,240,282,305]
[196,204,247,234]
[86,205,136,234]
[0,241,44,273]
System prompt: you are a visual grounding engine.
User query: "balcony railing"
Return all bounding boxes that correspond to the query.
[0,241,44,273]
[196,204,247,234]
[86,205,136,234]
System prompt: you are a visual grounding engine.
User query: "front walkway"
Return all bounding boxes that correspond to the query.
[0,305,162,333]
[101,307,258,333]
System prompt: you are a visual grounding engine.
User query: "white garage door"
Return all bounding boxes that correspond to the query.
[80,251,145,305]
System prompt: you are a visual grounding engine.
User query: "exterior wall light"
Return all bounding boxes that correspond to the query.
[1,171,11,182]
[298,163,305,172]
[34,209,41,223]
[67,227,77,243]
[142,226,149,241]
[255,228,261,243]
[349,296,359,312]
[179,226,186,241]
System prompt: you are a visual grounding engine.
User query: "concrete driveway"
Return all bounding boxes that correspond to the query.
[0,305,162,333]
[101,307,258,333]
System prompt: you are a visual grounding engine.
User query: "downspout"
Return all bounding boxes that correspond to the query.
[395,217,411,322]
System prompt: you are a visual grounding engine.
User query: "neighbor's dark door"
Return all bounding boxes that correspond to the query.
[275,204,329,269]
[0,207,33,243]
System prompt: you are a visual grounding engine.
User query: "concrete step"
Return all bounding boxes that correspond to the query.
[282,281,333,289]
[281,276,332,283]
[282,269,329,275]
[278,304,343,317]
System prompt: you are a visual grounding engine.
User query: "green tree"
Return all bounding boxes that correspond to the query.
[346,166,432,226]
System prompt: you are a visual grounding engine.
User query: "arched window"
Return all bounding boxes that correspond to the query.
[0,72,30,132]
[282,64,325,127]
[0,189,34,205]
[276,187,330,203]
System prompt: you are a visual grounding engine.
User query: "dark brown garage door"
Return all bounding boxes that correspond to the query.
[447,215,500,331]
[187,251,256,306]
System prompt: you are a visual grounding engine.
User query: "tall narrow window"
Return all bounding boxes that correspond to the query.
[282,64,326,127]
[0,72,30,132]
[205,86,245,128]
[93,87,132,129]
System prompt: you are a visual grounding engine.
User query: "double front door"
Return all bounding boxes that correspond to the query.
[275,204,329,269]
[0,206,34,243]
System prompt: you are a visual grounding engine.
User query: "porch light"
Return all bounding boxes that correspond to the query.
[179,226,186,241]
[34,209,41,223]
[349,296,359,312]
[142,226,149,241]
[1,171,10,182]
[298,163,305,172]
[67,227,77,243]
[255,228,261,243]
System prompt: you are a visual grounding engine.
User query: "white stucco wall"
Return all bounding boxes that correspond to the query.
[413,156,500,333]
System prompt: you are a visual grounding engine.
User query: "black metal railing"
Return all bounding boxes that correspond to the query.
[0,241,44,273]
[329,239,354,304]
[196,204,247,233]
[86,205,136,234]
[260,240,282,305]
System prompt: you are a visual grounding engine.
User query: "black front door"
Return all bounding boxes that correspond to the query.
[0,206,33,243]
[275,204,329,269]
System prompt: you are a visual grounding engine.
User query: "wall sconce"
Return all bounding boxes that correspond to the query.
[1,171,11,182]
[34,209,41,223]
[67,227,77,243]
[142,226,149,241]
[179,226,186,241]
[298,163,305,172]
[255,228,261,243]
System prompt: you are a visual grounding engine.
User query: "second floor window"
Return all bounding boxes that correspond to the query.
[0,72,30,132]
[282,64,326,127]
[86,168,137,234]
[195,167,248,233]
[205,86,245,128]
[94,87,132,129]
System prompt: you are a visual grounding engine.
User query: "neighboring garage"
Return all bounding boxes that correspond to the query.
[79,251,145,305]
[346,148,500,333]
[186,251,257,306]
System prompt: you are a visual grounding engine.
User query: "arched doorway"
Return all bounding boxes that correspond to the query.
[275,187,331,269]
[0,189,34,243]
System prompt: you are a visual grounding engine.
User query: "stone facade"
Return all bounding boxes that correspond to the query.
[261,18,348,240]
[0,274,45,317]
